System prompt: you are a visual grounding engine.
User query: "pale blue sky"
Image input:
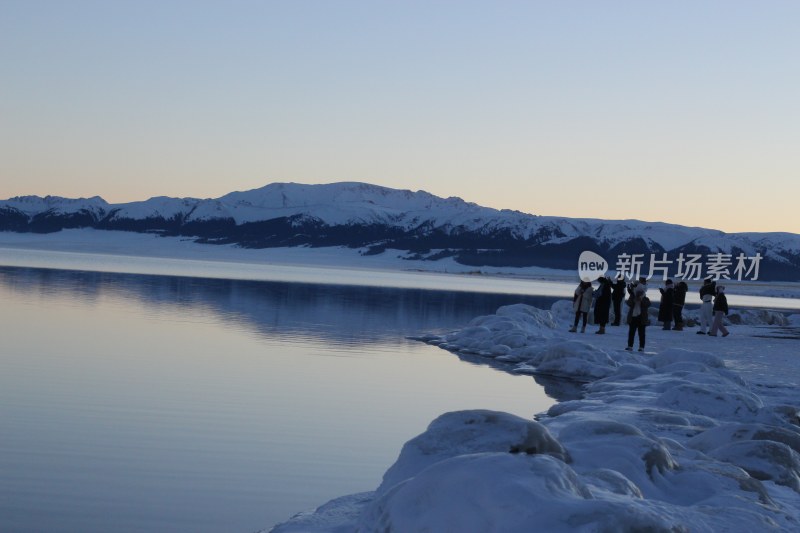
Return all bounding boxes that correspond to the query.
[2,1,798,232]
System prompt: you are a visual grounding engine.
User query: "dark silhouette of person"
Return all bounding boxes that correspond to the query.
[593,276,612,334]
[611,275,626,326]
[672,281,688,330]
[625,280,650,352]
[658,280,675,330]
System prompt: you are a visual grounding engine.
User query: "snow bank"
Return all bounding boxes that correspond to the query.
[419,304,561,359]
[375,410,569,495]
[271,304,800,532]
[358,453,691,533]
[727,309,790,326]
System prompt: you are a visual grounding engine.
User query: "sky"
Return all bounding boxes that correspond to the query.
[1,1,798,234]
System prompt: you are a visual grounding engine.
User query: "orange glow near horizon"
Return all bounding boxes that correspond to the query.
[1,2,798,235]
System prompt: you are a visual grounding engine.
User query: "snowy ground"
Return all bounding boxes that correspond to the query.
[271,302,800,532]
[0,229,573,279]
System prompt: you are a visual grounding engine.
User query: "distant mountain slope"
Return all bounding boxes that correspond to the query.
[1,182,799,280]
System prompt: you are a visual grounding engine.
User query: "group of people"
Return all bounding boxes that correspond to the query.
[698,278,730,337]
[570,275,730,352]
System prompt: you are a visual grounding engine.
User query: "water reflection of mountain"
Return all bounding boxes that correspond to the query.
[0,266,561,347]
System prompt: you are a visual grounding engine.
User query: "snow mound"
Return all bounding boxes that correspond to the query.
[520,340,621,381]
[656,383,763,420]
[351,400,799,532]
[690,423,800,455]
[679,307,790,327]
[430,304,560,359]
[376,410,568,495]
[549,299,577,325]
[268,492,374,533]
[424,304,634,381]
[707,440,800,491]
[727,309,790,326]
[358,453,688,533]
[273,304,800,532]
[686,423,800,493]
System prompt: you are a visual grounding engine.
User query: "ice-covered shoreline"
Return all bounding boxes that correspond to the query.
[271,303,800,532]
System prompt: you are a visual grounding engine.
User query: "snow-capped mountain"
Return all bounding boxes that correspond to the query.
[0,195,110,233]
[1,182,799,280]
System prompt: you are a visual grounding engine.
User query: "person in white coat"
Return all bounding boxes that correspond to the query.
[569,280,594,333]
[697,278,716,334]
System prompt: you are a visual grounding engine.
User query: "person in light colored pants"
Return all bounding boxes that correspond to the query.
[709,285,730,337]
[710,310,729,337]
[699,300,713,333]
[697,278,716,334]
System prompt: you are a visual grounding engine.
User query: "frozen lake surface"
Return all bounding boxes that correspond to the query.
[0,262,556,533]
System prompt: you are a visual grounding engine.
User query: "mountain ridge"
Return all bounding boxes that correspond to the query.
[1,181,798,280]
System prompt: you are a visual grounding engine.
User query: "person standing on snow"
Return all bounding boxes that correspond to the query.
[611,275,626,326]
[593,276,612,334]
[570,280,594,333]
[672,281,688,330]
[625,281,650,351]
[698,278,716,334]
[658,280,675,330]
[708,285,730,337]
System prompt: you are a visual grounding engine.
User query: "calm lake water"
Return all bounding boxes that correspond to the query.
[0,261,561,533]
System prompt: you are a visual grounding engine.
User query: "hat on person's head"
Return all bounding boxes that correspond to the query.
[639,276,647,283]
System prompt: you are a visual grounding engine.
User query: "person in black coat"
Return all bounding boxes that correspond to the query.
[658,280,675,330]
[593,276,612,334]
[625,282,650,351]
[611,275,626,326]
[709,285,730,337]
[672,281,688,330]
